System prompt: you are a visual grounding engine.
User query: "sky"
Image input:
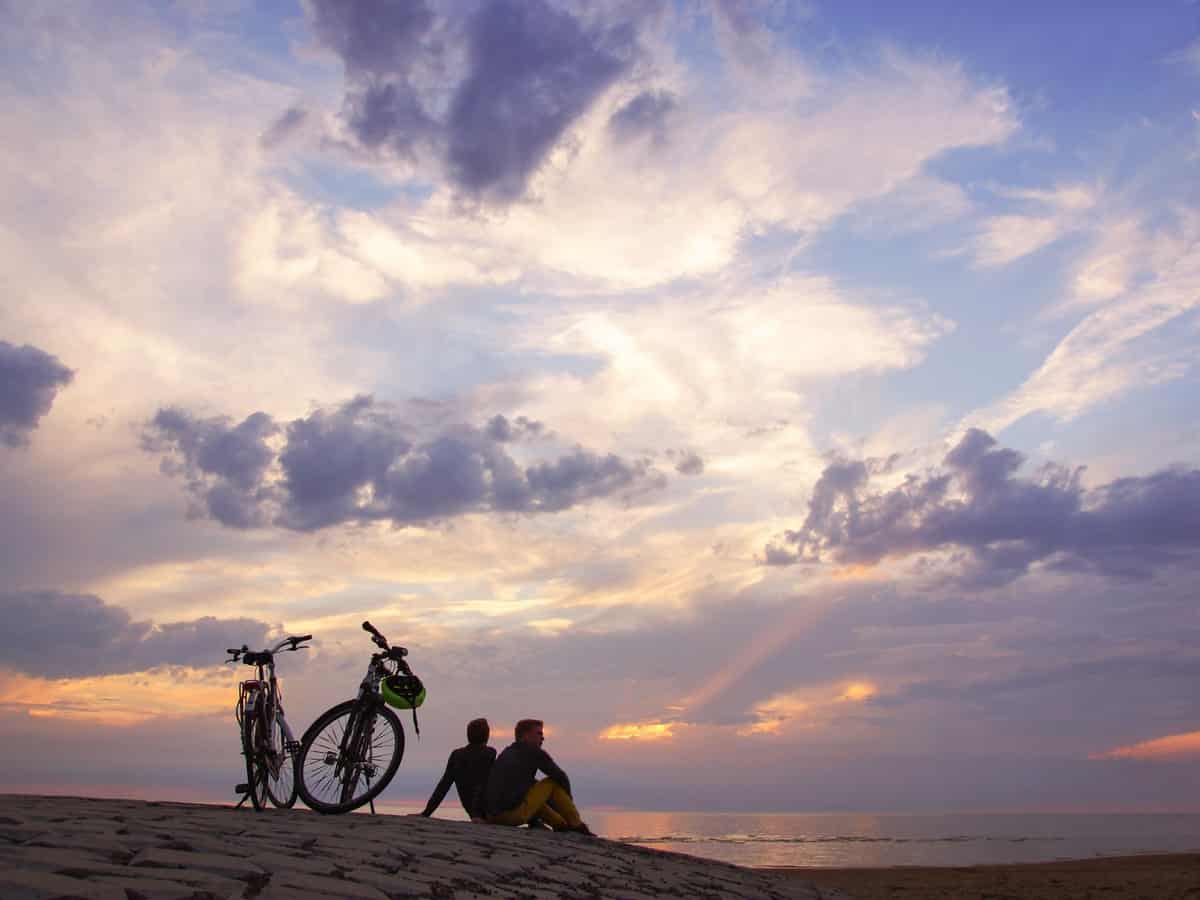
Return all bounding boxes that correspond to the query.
[2,0,1200,813]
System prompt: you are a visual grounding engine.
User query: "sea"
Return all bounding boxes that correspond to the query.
[371,803,1200,868]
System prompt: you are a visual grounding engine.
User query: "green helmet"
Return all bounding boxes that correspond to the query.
[380,673,426,710]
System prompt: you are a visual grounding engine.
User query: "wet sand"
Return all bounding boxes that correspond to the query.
[773,852,1200,899]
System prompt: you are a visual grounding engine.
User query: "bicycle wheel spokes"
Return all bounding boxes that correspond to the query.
[264,715,298,808]
[243,712,270,811]
[297,700,404,814]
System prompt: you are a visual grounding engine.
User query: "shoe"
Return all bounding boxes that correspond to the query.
[570,823,595,836]
[527,817,553,831]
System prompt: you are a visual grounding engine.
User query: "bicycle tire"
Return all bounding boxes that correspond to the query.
[296,699,405,814]
[264,713,298,809]
[242,704,269,811]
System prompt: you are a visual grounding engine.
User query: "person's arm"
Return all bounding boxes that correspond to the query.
[536,748,571,796]
[421,751,459,816]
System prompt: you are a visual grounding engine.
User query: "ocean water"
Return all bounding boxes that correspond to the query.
[580,811,1200,868]
[368,798,1200,868]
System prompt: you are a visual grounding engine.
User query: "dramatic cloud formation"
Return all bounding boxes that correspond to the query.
[144,396,662,531]
[0,591,269,678]
[313,0,636,200]
[766,429,1200,585]
[0,340,74,447]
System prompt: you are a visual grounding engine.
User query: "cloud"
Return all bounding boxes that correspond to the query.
[765,428,1200,585]
[967,211,1200,433]
[144,395,664,531]
[142,408,279,528]
[673,451,704,475]
[312,0,636,201]
[260,106,308,149]
[1091,730,1200,760]
[0,590,269,678]
[970,184,1096,267]
[608,89,677,142]
[0,340,74,448]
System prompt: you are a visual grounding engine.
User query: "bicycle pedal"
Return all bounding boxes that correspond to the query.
[235,783,250,794]
[285,740,302,754]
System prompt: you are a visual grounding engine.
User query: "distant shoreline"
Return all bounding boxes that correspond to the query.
[770,853,1200,899]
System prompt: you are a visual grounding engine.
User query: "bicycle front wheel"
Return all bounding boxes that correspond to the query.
[264,714,298,809]
[242,707,269,811]
[296,699,405,814]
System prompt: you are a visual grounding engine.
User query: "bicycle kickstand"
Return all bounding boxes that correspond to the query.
[369,797,376,815]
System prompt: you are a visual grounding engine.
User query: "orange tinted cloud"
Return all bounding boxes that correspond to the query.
[0,668,235,727]
[1090,730,1200,760]
[599,720,679,741]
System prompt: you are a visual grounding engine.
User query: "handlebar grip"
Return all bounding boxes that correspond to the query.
[226,648,241,655]
[293,634,313,643]
[362,621,382,638]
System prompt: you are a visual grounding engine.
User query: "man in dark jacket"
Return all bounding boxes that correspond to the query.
[484,718,592,834]
[420,718,496,821]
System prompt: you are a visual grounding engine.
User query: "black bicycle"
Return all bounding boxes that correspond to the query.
[226,635,311,811]
[295,621,424,814]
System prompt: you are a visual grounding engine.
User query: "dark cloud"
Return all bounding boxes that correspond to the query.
[765,429,1200,585]
[673,450,704,476]
[260,106,308,149]
[484,413,544,442]
[145,396,662,531]
[310,0,435,77]
[608,89,677,142]
[0,340,74,447]
[142,408,279,529]
[310,0,636,200]
[0,590,270,678]
[445,0,633,199]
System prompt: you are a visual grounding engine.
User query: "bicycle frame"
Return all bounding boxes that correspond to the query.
[237,638,300,756]
[330,654,394,798]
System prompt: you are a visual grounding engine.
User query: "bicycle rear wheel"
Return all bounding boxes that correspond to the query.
[296,699,404,814]
[264,714,298,808]
[242,706,269,811]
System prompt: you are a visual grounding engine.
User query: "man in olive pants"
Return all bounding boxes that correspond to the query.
[484,719,593,834]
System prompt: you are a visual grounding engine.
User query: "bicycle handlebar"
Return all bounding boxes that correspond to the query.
[225,635,313,665]
[362,621,408,657]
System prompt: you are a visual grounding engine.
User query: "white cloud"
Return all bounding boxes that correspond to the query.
[970,183,1097,267]
[966,211,1200,434]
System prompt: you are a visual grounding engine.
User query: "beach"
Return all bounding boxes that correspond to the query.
[0,793,848,899]
[779,853,1200,899]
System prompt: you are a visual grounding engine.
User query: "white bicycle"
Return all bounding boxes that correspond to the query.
[226,635,311,811]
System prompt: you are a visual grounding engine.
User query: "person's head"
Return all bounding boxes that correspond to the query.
[466,717,490,746]
[514,718,544,748]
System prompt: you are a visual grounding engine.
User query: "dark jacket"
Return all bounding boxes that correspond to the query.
[484,741,571,817]
[421,743,496,819]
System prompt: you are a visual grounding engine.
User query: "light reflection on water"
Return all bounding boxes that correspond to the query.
[583,811,1200,868]
[362,801,1200,868]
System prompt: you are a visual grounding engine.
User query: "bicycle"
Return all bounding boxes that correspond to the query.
[295,621,424,814]
[226,634,312,811]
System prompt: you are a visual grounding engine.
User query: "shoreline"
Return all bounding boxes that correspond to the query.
[770,852,1200,899]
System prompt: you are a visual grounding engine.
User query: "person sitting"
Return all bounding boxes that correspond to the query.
[484,718,593,835]
[420,717,496,821]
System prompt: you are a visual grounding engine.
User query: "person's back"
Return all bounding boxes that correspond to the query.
[484,718,591,834]
[485,738,569,817]
[421,718,496,820]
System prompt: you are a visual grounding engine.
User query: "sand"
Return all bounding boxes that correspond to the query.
[0,793,850,899]
[776,853,1200,899]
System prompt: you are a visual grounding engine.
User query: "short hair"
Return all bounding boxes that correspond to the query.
[514,718,543,740]
[466,717,489,745]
